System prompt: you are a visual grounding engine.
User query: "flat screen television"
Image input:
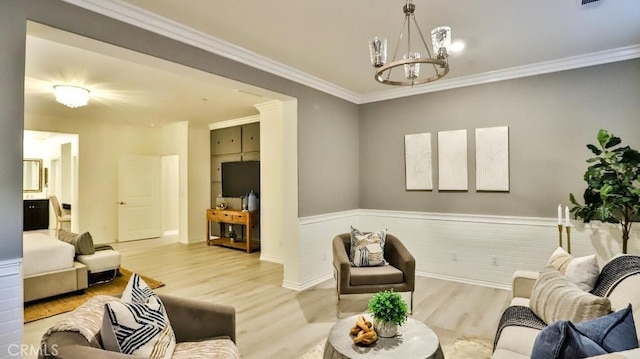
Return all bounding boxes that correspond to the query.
[221,160,260,198]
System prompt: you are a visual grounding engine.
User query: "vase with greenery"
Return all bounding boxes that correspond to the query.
[368,289,408,337]
[569,129,640,254]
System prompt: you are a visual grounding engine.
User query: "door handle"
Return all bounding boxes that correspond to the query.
[119,201,126,205]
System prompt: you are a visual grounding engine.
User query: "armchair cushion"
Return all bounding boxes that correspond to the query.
[350,265,404,286]
[171,339,240,359]
[349,226,386,267]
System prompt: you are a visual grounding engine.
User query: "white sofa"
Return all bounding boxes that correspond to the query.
[493,255,640,358]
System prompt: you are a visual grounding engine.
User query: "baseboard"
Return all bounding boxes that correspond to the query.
[416,271,511,291]
[260,254,283,264]
[283,273,333,292]
[281,270,512,292]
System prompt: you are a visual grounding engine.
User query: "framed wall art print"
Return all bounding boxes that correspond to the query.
[475,126,509,191]
[404,133,433,190]
[438,129,468,191]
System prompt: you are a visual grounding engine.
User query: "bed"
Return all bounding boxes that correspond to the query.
[23,232,88,302]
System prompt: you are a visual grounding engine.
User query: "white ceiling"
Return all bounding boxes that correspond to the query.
[120,0,640,95]
[25,0,640,126]
[25,23,276,127]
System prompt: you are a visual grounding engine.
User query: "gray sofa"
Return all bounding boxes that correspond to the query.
[493,255,640,358]
[40,294,239,359]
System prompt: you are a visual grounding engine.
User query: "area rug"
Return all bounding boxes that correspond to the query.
[23,268,164,323]
[299,337,492,359]
[443,338,493,359]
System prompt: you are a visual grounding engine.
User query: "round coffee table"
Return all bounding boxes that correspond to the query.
[323,314,443,359]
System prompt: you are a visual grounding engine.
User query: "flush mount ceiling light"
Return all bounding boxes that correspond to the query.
[369,0,451,86]
[53,85,90,108]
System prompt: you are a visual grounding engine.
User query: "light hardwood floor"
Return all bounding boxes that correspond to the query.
[23,236,511,358]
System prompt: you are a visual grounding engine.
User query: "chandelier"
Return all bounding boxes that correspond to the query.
[369,0,451,86]
[53,85,90,108]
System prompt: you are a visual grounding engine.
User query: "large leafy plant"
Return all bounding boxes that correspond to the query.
[368,289,408,325]
[570,129,640,254]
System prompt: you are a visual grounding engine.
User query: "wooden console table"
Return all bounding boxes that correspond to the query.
[206,208,260,253]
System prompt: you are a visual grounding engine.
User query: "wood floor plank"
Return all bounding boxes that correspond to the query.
[23,236,511,359]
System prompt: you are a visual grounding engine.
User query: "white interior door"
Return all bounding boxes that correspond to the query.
[118,155,161,241]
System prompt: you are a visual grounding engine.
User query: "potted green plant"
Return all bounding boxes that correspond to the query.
[368,289,408,338]
[570,129,640,254]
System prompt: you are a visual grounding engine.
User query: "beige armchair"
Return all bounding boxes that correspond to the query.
[333,233,416,314]
[49,195,71,234]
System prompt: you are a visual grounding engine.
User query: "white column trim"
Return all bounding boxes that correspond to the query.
[254,100,283,113]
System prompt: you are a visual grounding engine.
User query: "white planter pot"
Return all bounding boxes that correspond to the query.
[374,319,398,338]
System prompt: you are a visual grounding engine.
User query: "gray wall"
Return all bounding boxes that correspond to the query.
[359,59,640,217]
[298,92,360,215]
[0,1,26,261]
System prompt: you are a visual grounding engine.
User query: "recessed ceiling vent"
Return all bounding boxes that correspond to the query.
[582,0,600,5]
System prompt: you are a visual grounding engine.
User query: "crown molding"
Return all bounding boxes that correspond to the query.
[254,100,283,113]
[62,0,640,106]
[359,45,640,103]
[60,0,361,104]
[208,115,260,130]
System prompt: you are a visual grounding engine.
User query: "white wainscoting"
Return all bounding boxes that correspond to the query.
[0,259,22,359]
[294,209,639,291]
[288,210,360,291]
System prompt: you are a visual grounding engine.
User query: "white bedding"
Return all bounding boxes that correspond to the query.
[23,233,75,276]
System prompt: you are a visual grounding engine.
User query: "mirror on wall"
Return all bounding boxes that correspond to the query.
[23,158,43,192]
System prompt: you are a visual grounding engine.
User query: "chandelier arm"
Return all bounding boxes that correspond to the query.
[407,15,412,56]
[411,16,439,74]
[387,16,409,81]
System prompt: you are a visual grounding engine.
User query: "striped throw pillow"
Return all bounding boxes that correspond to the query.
[531,268,611,325]
[102,274,176,359]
